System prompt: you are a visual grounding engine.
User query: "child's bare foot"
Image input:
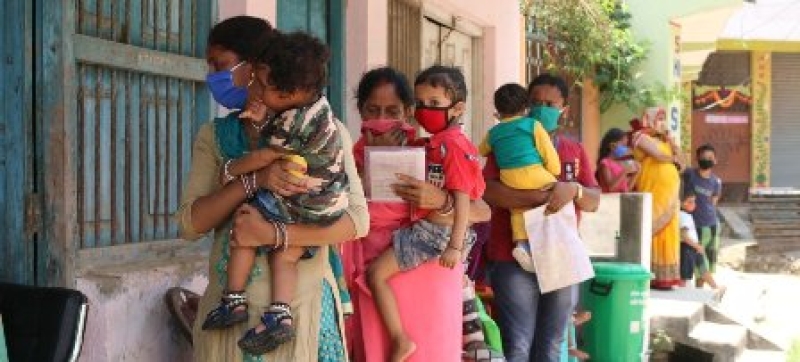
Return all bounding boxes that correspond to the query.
[569,347,590,361]
[391,335,416,362]
[573,311,592,326]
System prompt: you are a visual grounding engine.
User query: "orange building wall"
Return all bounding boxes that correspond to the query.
[581,78,601,166]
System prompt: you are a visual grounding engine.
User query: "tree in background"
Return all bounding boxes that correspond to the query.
[521,0,668,112]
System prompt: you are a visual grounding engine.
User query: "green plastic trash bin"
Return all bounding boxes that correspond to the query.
[580,262,652,362]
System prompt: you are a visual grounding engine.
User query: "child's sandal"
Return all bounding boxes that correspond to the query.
[462,341,505,362]
[201,291,249,330]
[237,302,296,355]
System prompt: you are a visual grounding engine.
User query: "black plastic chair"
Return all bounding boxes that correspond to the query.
[0,283,88,362]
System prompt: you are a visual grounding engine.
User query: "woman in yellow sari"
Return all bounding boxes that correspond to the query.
[631,108,684,289]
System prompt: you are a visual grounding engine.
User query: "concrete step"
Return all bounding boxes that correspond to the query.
[705,302,786,351]
[718,207,753,239]
[648,298,705,342]
[736,349,786,362]
[688,321,748,362]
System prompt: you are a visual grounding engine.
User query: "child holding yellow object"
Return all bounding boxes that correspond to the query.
[199,32,350,356]
[479,83,561,272]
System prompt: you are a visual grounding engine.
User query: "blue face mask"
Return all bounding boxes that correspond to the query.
[613,144,631,159]
[206,61,248,110]
[529,105,562,133]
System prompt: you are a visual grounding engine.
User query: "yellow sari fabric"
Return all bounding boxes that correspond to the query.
[633,134,682,288]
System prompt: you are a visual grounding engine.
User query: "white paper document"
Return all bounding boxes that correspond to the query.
[523,202,595,293]
[365,146,427,202]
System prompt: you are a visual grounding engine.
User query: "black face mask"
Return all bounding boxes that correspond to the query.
[698,159,715,170]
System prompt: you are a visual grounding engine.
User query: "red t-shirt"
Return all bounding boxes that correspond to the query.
[427,127,485,200]
[485,135,598,262]
[415,127,485,220]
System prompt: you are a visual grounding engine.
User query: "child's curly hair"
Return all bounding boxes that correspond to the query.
[414,65,468,104]
[253,31,331,94]
[494,83,529,116]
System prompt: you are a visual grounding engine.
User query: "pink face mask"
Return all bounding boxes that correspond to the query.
[360,118,416,141]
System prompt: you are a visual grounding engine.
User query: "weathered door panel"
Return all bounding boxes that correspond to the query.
[691,111,752,184]
[70,0,214,248]
[0,0,35,284]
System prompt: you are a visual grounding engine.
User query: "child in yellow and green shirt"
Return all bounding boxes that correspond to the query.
[479,83,561,272]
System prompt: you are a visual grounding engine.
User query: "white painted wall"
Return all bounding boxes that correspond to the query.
[218,0,275,25]
[77,259,207,362]
[217,0,523,139]
[344,0,524,137]
[344,0,390,136]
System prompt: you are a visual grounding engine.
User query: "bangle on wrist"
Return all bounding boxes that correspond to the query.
[573,182,583,201]
[267,220,282,249]
[273,220,289,250]
[240,174,252,198]
[224,159,235,183]
[438,193,455,215]
[240,172,257,198]
[446,244,463,252]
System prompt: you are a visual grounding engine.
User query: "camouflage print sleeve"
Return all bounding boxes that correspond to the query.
[274,97,350,225]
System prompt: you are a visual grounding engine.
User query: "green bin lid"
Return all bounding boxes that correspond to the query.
[592,262,652,281]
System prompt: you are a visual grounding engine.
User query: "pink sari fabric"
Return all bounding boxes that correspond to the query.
[600,158,631,193]
[342,201,463,362]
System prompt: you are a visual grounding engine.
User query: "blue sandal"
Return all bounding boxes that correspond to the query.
[238,302,296,355]
[201,291,249,330]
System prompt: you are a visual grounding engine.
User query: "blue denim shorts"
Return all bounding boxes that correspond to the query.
[392,220,476,271]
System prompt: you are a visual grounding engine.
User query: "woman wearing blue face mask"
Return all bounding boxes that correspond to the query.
[596,128,639,193]
[205,16,269,111]
[174,16,371,362]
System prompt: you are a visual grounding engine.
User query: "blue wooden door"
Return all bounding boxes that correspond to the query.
[32,0,215,284]
[277,0,346,121]
[0,1,35,284]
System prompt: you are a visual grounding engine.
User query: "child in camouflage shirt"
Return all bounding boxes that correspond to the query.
[200,31,349,356]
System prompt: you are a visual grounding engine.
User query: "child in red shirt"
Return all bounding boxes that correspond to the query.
[367,65,485,361]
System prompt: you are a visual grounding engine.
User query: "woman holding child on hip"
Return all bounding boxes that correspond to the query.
[342,66,492,362]
[179,18,368,361]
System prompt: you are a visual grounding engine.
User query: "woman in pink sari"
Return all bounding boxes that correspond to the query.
[342,67,490,362]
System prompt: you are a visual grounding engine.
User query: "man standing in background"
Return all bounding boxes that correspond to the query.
[682,144,723,288]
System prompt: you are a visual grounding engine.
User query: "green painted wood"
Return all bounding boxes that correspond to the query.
[307,0,328,41]
[32,0,216,287]
[328,0,346,122]
[37,0,78,286]
[112,68,127,245]
[128,0,144,244]
[0,0,35,284]
[73,34,207,82]
[70,0,214,249]
[277,0,346,121]
[277,0,310,33]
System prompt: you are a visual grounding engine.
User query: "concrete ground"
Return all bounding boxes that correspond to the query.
[714,237,800,357]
